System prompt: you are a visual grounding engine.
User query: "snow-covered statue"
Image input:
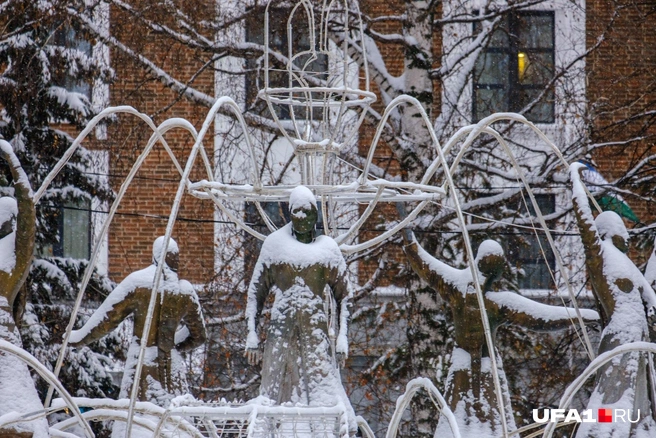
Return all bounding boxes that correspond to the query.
[0,140,49,438]
[402,231,599,437]
[70,236,206,408]
[245,185,357,434]
[570,162,656,437]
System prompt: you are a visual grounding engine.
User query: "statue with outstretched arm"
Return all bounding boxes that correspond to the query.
[570,162,656,438]
[402,229,599,438]
[0,140,49,438]
[244,186,357,435]
[70,236,206,410]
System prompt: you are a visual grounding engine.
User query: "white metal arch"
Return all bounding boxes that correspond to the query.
[386,377,461,438]
[0,340,94,438]
[542,342,656,438]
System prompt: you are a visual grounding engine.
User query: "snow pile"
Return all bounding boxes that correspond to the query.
[487,291,599,324]
[435,347,515,438]
[70,264,183,345]
[0,197,17,273]
[414,238,475,293]
[152,235,179,263]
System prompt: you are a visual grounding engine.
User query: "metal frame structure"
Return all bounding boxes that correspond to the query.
[2,1,640,437]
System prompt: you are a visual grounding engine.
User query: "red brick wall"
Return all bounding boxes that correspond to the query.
[104,4,216,284]
[586,0,656,243]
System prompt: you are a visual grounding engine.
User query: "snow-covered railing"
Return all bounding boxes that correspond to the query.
[48,398,351,438]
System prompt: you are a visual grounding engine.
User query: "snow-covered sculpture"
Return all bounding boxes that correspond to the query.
[402,231,599,437]
[0,140,49,438]
[245,185,357,434]
[70,236,206,408]
[570,162,656,437]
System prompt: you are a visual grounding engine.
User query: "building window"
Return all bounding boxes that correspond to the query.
[52,25,92,97]
[245,8,327,120]
[507,194,555,290]
[41,200,92,260]
[473,12,554,123]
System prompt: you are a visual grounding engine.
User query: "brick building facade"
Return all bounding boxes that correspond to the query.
[71,0,654,293]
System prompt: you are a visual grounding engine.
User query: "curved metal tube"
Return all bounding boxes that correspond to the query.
[384,95,510,438]
[44,117,198,407]
[0,340,95,438]
[542,342,656,438]
[386,377,460,438]
[446,125,596,360]
[126,96,248,437]
[34,106,184,203]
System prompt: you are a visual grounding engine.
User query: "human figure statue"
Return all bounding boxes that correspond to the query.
[70,236,206,409]
[570,162,656,437]
[245,185,357,434]
[0,140,49,438]
[402,230,599,438]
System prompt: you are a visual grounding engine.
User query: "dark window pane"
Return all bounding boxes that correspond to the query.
[516,88,554,123]
[475,16,509,49]
[518,52,553,85]
[475,88,507,120]
[52,200,91,259]
[475,53,510,85]
[472,11,554,123]
[517,15,554,49]
[62,203,90,259]
[52,26,91,97]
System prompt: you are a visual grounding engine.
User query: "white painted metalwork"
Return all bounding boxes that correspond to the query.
[542,342,656,438]
[0,340,94,438]
[386,378,460,438]
[11,1,611,437]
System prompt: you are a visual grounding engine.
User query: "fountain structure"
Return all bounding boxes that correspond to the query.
[0,0,655,437]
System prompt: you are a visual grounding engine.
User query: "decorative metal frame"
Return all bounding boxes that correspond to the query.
[4,1,640,437]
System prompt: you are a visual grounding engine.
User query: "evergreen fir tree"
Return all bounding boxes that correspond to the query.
[0,0,122,401]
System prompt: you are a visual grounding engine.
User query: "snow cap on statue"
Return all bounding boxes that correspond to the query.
[595,211,629,241]
[152,235,179,264]
[475,240,504,262]
[289,186,317,213]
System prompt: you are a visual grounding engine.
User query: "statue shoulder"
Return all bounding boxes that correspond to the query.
[178,279,199,298]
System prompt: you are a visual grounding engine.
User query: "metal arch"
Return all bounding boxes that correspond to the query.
[44,115,200,408]
[432,123,596,360]
[34,106,184,203]
[366,94,511,438]
[126,97,242,437]
[386,377,461,438]
[542,342,656,438]
[0,340,95,438]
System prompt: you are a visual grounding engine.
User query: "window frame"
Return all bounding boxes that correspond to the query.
[53,200,92,260]
[472,11,555,124]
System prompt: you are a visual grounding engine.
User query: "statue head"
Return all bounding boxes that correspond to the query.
[289,186,318,243]
[475,240,505,281]
[0,197,17,241]
[153,236,180,272]
[595,211,629,253]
